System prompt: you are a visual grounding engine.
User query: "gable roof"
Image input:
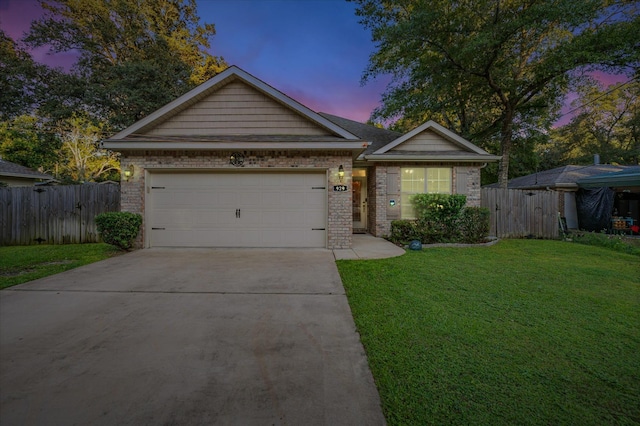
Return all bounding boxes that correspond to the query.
[374,120,489,155]
[0,158,54,181]
[486,164,632,189]
[320,114,499,163]
[103,66,363,152]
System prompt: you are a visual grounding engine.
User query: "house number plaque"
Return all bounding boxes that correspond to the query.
[333,185,348,192]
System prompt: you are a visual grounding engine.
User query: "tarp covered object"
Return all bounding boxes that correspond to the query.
[576,187,615,231]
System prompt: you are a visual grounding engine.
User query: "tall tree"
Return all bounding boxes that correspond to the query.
[351,0,640,186]
[56,114,119,182]
[24,0,227,128]
[0,115,61,172]
[0,30,42,119]
[541,78,640,167]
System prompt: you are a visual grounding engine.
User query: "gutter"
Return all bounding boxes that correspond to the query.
[360,154,502,162]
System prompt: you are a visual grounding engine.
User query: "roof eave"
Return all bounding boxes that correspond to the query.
[0,172,53,180]
[360,154,501,163]
[101,140,368,156]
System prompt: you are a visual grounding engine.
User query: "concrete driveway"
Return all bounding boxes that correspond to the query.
[0,248,385,425]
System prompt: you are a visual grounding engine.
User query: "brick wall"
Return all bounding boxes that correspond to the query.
[120,150,352,249]
[366,163,484,238]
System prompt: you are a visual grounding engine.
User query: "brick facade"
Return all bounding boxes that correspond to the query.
[364,163,484,238]
[120,150,353,249]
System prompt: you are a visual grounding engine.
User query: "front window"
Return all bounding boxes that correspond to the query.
[401,167,452,219]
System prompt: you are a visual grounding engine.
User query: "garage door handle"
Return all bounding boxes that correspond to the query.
[236,209,241,218]
[311,228,325,231]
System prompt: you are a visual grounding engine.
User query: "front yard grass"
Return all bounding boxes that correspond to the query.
[337,239,640,425]
[0,244,121,289]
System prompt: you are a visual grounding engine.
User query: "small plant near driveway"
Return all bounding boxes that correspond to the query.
[95,212,142,250]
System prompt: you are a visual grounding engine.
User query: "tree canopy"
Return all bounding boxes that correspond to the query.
[0,0,226,183]
[24,0,227,129]
[541,78,640,167]
[351,0,640,186]
[0,29,42,119]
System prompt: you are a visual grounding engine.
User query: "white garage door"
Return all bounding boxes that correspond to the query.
[147,172,327,248]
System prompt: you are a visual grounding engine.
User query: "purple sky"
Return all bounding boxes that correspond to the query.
[0,0,630,126]
[0,0,390,123]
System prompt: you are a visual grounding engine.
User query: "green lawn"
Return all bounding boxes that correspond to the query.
[337,239,640,425]
[0,244,121,289]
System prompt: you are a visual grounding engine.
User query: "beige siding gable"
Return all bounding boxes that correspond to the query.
[144,80,332,136]
[391,128,463,152]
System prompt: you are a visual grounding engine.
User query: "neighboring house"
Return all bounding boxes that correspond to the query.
[102,66,499,249]
[0,158,55,187]
[577,166,640,232]
[486,164,634,229]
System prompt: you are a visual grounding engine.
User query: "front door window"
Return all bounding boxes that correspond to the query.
[352,176,367,230]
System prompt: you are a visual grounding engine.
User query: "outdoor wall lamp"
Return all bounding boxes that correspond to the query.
[123,164,134,181]
[338,165,345,182]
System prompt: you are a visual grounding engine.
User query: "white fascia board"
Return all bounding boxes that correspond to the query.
[101,140,367,151]
[110,66,360,141]
[361,153,502,162]
[374,120,490,155]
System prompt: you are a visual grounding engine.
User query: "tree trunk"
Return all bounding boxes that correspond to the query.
[497,110,514,188]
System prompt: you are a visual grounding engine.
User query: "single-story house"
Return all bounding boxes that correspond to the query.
[486,164,634,229]
[577,166,640,233]
[102,66,500,249]
[0,158,55,187]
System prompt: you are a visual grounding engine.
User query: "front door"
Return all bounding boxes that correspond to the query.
[352,177,367,230]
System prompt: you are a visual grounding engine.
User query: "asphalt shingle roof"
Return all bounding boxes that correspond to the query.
[0,158,54,180]
[318,113,402,155]
[486,164,631,189]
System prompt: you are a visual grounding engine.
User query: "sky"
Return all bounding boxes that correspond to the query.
[0,0,390,123]
[0,0,630,126]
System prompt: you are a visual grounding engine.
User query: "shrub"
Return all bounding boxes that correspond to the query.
[390,220,419,243]
[457,207,490,243]
[411,193,467,222]
[95,212,142,250]
[389,196,490,245]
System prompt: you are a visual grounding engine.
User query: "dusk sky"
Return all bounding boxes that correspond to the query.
[0,0,390,123]
[0,0,630,126]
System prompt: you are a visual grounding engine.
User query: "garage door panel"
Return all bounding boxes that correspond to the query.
[148,172,327,248]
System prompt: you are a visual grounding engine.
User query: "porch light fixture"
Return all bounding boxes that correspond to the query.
[338,165,345,182]
[230,152,245,167]
[123,164,134,181]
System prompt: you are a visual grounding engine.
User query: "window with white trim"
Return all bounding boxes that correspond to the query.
[400,167,452,219]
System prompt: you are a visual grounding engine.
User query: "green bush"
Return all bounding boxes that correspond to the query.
[389,195,491,245]
[457,207,490,243]
[95,212,142,250]
[390,220,419,243]
[411,193,467,222]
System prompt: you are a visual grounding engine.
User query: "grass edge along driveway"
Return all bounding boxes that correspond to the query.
[337,239,640,425]
[0,244,121,289]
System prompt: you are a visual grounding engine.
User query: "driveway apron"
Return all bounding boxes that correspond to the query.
[0,248,385,425]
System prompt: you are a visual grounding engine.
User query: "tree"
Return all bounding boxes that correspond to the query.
[56,115,119,182]
[351,0,640,186]
[0,30,41,119]
[0,115,61,172]
[24,0,227,129]
[541,78,640,167]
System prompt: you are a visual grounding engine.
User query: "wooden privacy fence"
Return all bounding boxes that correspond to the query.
[0,183,120,246]
[481,188,559,239]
